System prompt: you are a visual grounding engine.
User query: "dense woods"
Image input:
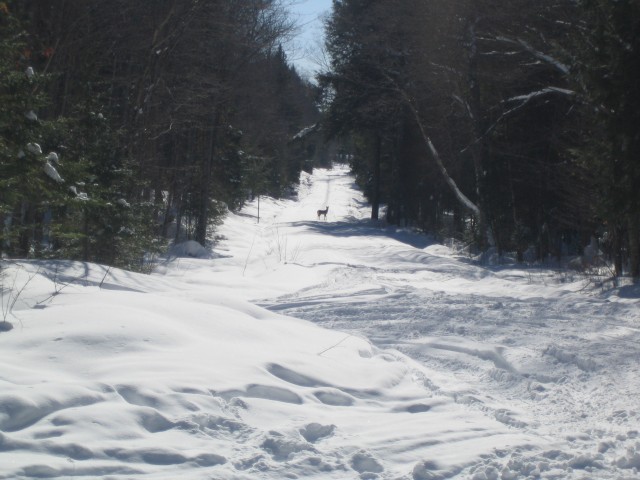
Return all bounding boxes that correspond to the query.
[1,0,638,282]
[1,0,318,268]
[322,0,640,280]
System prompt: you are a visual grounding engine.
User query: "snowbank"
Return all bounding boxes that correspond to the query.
[1,165,639,479]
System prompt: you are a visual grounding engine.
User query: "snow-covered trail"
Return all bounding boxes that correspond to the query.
[222,165,640,478]
[1,164,639,479]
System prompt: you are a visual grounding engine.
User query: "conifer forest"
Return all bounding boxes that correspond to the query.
[1,0,639,281]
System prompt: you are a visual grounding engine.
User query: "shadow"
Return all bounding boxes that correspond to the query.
[617,284,640,299]
[282,218,433,250]
[29,259,96,284]
[28,260,146,292]
[235,211,257,220]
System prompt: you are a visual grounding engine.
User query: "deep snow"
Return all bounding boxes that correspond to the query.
[1,164,639,479]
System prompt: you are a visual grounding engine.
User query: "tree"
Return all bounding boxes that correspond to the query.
[0,0,320,269]
[571,0,640,279]
[323,0,488,233]
[0,3,69,257]
[322,0,409,220]
[321,0,604,261]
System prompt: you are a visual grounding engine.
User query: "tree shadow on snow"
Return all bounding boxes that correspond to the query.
[287,218,433,250]
[616,283,640,299]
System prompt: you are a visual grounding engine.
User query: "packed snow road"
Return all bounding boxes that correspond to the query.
[246,165,640,479]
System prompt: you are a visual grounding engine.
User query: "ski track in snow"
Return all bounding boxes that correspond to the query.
[0,165,639,479]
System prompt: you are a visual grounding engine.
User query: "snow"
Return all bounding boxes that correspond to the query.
[505,87,575,104]
[293,124,317,140]
[46,152,60,164]
[1,165,639,479]
[495,36,571,75]
[26,143,42,155]
[168,240,210,259]
[43,161,64,183]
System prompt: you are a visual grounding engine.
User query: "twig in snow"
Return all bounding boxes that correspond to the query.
[243,231,258,277]
[99,266,112,289]
[318,335,352,356]
[1,263,39,328]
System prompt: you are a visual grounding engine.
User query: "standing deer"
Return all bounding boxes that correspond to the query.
[317,206,329,220]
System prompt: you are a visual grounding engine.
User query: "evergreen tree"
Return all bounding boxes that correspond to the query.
[571,0,640,279]
[0,3,68,257]
[322,0,407,220]
[1,0,317,267]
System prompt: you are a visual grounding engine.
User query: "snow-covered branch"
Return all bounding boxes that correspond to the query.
[460,87,576,155]
[495,36,570,75]
[485,86,574,135]
[504,86,575,104]
[292,124,317,141]
[44,161,64,183]
[378,72,481,218]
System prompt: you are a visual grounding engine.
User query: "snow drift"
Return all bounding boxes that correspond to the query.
[1,165,639,479]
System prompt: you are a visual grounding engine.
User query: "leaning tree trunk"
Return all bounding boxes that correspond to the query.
[401,95,489,245]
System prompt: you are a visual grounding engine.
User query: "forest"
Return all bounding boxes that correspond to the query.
[322,0,640,280]
[1,0,319,268]
[1,0,639,281]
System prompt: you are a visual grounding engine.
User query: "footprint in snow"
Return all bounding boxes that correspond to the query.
[261,431,315,461]
[300,423,335,442]
[351,451,383,475]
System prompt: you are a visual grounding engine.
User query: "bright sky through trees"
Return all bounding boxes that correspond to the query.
[287,0,333,78]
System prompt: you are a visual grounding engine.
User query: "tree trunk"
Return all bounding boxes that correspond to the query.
[174,200,183,244]
[195,129,213,245]
[17,201,32,258]
[404,98,482,219]
[466,15,491,249]
[371,132,381,220]
[82,208,89,262]
[613,223,624,278]
[195,111,220,246]
[629,213,640,281]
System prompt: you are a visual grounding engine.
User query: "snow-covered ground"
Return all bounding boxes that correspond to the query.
[1,164,639,479]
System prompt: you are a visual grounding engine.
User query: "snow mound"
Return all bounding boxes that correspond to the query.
[168,240,210,258]
[0,261,536,479]
[2,164,639,479]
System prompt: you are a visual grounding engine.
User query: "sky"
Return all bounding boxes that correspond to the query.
[1,165,639,478]
[286,0,334,79]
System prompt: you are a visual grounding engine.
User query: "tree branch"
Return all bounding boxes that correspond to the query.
[495,35,570,75]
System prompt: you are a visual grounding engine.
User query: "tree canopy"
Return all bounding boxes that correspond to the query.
[1,0,319,268]
[321,0,639,280]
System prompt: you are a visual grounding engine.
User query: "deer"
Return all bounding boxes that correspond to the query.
[317,206,329,220]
